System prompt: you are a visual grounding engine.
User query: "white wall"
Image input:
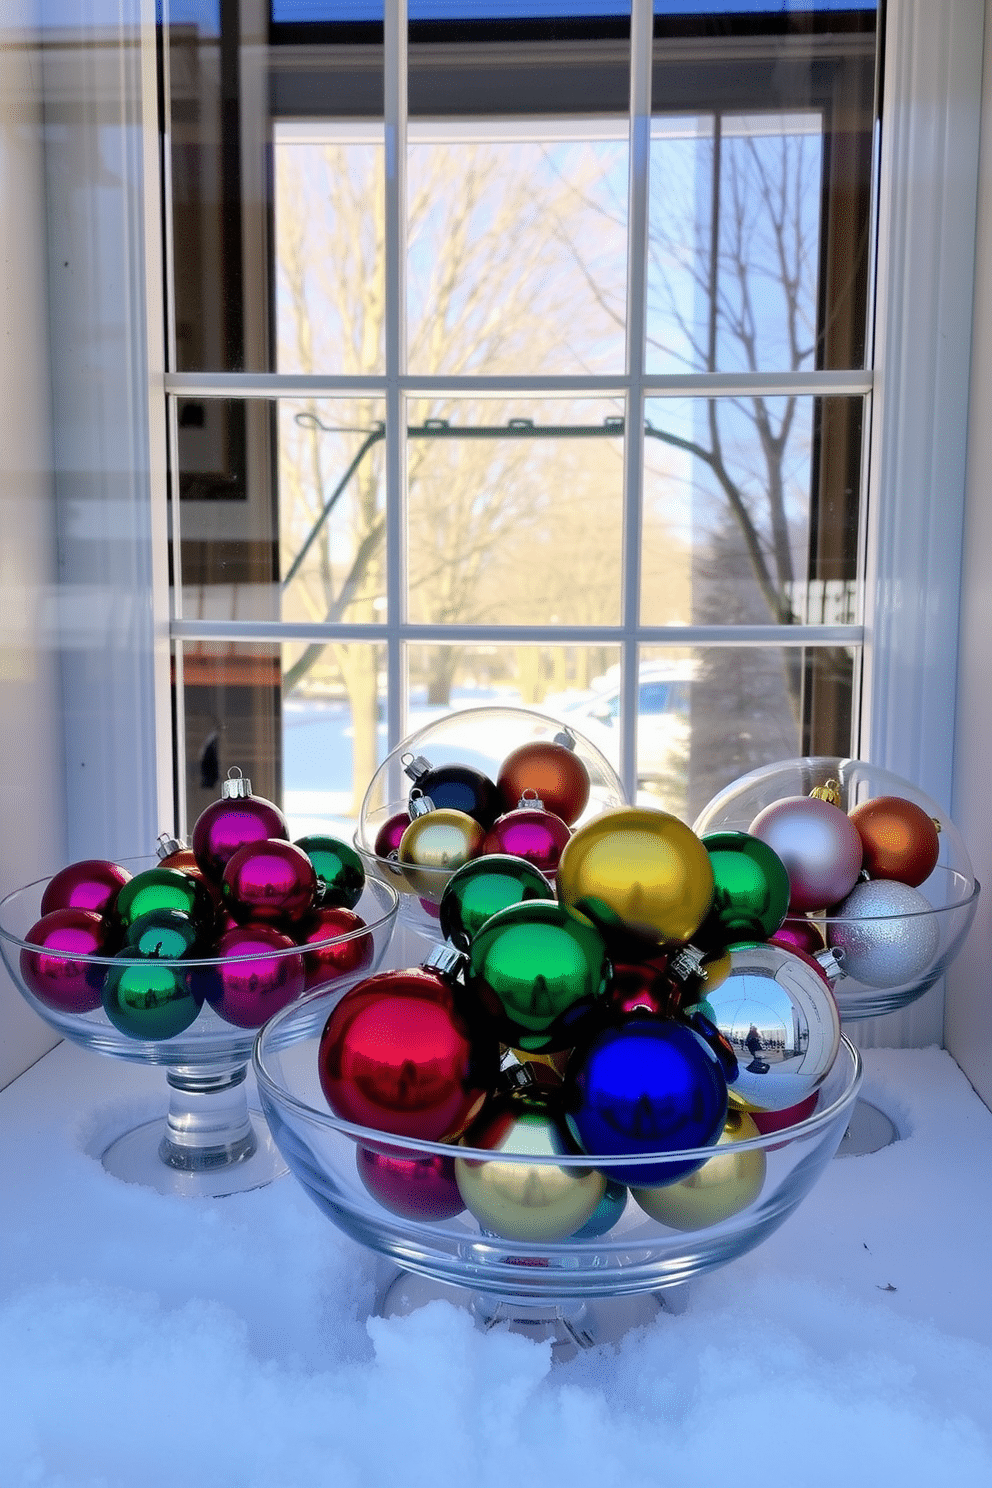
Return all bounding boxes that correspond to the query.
[0,4,65,1085]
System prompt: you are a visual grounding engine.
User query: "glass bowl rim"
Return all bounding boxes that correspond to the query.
[0,864,400,969]
[252,1002,863,1169]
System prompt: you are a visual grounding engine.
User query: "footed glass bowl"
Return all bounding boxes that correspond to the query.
[355,705,627,941]
[693,756,980,1020]
[0,862,398,1197]
[254,988,862,1358]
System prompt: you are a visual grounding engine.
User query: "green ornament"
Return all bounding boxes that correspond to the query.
[115,868,213,931]
[695,831,791,952]
[102,950,204,1040]
[294,835,365,910]
[439,853,555,952]
[468,899,610,1051]
[123,908,200,960]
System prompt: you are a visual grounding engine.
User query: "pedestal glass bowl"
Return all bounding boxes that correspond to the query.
[0,861,399,1197]
[692,756,979,1021]
[355,705,627,942]
[254,987,862,1358]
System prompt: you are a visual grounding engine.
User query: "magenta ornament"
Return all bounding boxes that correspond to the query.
[749,795,863,912]
[481,797,572,875]
[356,1143,465,1222]
[20,908,112,1013]
[209,924,306,1028]
[770,915,825,959]
[296,906,374,992]
[191,772,289,882]
[222,840,317,926]
[373,812,411,858]
[39,859,132,918]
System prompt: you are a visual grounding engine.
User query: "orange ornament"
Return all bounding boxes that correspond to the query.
[848,795,940,886]
[496,740,590,825]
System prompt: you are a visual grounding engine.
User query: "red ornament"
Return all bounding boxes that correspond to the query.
[209,924,306,1028]
[356,1143,465,1221]
[222,840,317,926]
[481,794,572,875]
[39,859,132,918]
[20,908,112,1014]
[849,795,941,887]
[496,740,590,826]
[749,1091,819,1135]
[318,966,498,1141]
[606,957,674,1018]
[296,906,374,992]
[191,772,288,882]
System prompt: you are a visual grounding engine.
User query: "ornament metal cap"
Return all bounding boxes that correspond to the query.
[421,943,467,980]
[809,778,842,806]
[156,832,184,859]
[815,945,846,983]
[517,788,545,810]
[221,767,252,800]
[402,753,432,783]
[409,789,435,818]
[552,730,576,750]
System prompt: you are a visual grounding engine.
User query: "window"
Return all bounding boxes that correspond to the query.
[164,0,877,841]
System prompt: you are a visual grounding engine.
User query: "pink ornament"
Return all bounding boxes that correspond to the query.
[191,775,289,882]
[374,813,411,858]
[296,906,374,992]
[749,796,863,913]
[39,859,132,918]
[481,795,572,876]
[20,908,112,1014]
[222,839,317,926]
[209,925,306,1028]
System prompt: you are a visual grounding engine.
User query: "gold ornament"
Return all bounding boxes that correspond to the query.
[631,1109,766,1229]
[455,1107,606,1242]
[809,778,843,806]
[397,809,486,898]
[557,807,714,946]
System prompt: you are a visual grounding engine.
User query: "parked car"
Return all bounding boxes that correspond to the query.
[553,664,694,807]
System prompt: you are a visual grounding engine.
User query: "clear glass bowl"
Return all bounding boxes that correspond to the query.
[692,756,980,1020]
[355,705,627,941]
[0,859,399,1196]
[254,988,862,1356]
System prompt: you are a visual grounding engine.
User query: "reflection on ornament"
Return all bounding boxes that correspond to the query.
[397,809,486,898]
[849,796,941,887]
[827,878,940,987]
[606,958,674,1018]
[467,898,610,1052]
[221,839,318,926]
[356,1143,465,1222]
[20,908,111,1013]
[439,854,555,952]
[294,834,366,909]
[455,1098,606,1242]
[557,807,714,947]
[702,942,841,1113]
[209,924,305,1029]
[318,966,498,1142]
[695,831,790,951]
[115,868,213,932]
[565,1016,728,1185]
[102,951,203,1041]
[631,1110,766,1229]
[295,906,373,992]
[749,795,863,912]
[496,738,591,826]
[39,859,131,918]
[123,908,200,960]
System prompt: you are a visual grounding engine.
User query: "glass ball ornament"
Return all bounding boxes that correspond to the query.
[396,807,486,897]
[356,706,626,938]
[255,982,863,1355]
[438,854,555,952]
[208,925,307,1028]
[0,858,399,1199]
[356,1142,465,1223]
[694,831,791,952]
[631,1109,766,1230]
[221,839,318,926]
[39,858,132,918]
[480,794,572,876]
[700,941,841,1114]
[296,906,374,992]
[827,879,940,987]
[294,834,366,910]
[748,795,863,913]
[191,769,289,882]
[115,867,215,933]
[693,756,980,1019]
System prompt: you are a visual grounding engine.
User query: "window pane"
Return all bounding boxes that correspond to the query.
[177,639,386,840]
[405,642,621,723]
[641,395,864,629]
[174,397,387,630]
[405,399,624,628]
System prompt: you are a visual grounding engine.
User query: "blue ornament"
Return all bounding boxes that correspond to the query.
[565,1017,728,1185]
[569,1178,628,1238]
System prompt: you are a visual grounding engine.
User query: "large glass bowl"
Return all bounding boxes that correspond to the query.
[355,705,627,941]
[254,987,862,1358]
[0,860,399,1197]
[692,756,980,1021]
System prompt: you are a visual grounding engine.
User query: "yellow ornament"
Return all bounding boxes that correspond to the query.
[557,807,714,946]
[630,1109,766,1229]
[397,809,486,898]
[455,1104,606,1242]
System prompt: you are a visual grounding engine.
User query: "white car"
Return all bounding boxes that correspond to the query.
[553,666,694,808]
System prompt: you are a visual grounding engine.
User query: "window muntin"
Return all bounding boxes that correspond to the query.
[164,0,877,833]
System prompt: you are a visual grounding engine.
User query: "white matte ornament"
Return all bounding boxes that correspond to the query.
[827,878,941,987]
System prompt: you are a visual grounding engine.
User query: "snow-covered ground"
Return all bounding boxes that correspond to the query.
[0,1038,990,1487]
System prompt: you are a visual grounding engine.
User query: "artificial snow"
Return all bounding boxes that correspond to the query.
[0,1041,989,1487]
